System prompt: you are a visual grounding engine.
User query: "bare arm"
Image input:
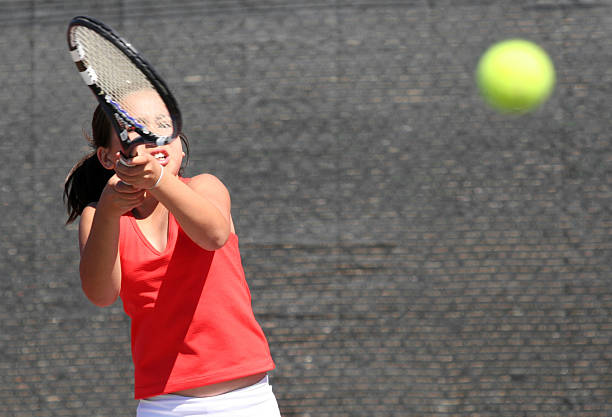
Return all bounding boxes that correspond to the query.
[114,153,232,251]
[78,176,145,307]
[148,172,232,251]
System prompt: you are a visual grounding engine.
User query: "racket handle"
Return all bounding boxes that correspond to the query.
[119,151,135,167]
[117,151,134,185]
[119,157,135,167]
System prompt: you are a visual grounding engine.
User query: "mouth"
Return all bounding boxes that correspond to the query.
[152,150,169,166]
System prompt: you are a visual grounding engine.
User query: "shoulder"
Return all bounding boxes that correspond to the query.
[184,174,230,199]
[80,203,98,224]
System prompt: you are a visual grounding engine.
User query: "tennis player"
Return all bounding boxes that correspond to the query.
[64,102,281,417]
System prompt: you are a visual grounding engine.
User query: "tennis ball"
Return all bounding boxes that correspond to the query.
[476,39,555,114]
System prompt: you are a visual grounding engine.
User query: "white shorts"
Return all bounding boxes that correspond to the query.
[136,376,281,417]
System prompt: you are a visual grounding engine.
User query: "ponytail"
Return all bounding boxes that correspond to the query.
[63,105,113,224]
[63,153,113,224]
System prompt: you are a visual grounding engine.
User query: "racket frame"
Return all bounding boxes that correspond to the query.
[67,16,182,157]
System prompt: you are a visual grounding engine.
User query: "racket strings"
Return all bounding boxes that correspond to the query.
[73,26,171,138]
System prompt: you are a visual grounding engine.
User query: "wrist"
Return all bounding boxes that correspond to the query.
[149,165,164,189]
[96,196,126,220]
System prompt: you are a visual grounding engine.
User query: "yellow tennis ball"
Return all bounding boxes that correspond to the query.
[476,39,555,114]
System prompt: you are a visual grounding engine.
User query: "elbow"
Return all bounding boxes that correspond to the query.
[85,291,118,307]
[83,286,119,307]
[207,232,230,251]
[79,269,119,307]
[198,225,231,251]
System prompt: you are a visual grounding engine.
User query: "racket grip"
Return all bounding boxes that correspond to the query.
[117,152,134,185]
[119,150,135,167]
[119,157,135,167]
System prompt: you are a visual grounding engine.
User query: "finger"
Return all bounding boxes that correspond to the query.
[115,170,146,188]
[125,193,146,205]
[125,144,149,163]
[114,158,145,180]
[114,180,142,194]
[119,156,135,167]
[115,152,137,168]
[120,192,146,207]
[116,150,148,167]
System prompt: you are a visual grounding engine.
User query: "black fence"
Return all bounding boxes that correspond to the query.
[1,1,610,416]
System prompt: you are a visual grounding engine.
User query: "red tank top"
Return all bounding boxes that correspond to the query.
[118,201,274,399]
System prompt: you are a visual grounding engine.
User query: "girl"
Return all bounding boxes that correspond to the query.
[64,102,281,417]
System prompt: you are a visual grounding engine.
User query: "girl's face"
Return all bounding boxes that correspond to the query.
[108,129,185,176]
[99,89,185,175]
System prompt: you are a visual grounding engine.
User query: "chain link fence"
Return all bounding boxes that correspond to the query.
[1,1,611,416]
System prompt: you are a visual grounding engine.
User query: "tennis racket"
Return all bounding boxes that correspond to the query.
[67,16,182,162]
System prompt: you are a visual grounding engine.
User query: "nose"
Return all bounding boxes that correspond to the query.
[131,143,151,155]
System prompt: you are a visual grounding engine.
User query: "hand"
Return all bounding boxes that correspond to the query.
[97,174,146,217]
[113,150,163,190]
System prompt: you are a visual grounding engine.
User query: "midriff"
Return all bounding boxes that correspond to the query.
[171,372,267,397]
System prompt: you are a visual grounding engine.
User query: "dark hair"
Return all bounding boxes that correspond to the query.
[63,105,190,224]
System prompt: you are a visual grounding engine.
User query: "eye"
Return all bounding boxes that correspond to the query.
[156,116,172,129]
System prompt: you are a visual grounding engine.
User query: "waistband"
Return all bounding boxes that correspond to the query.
[138,376,273,415]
